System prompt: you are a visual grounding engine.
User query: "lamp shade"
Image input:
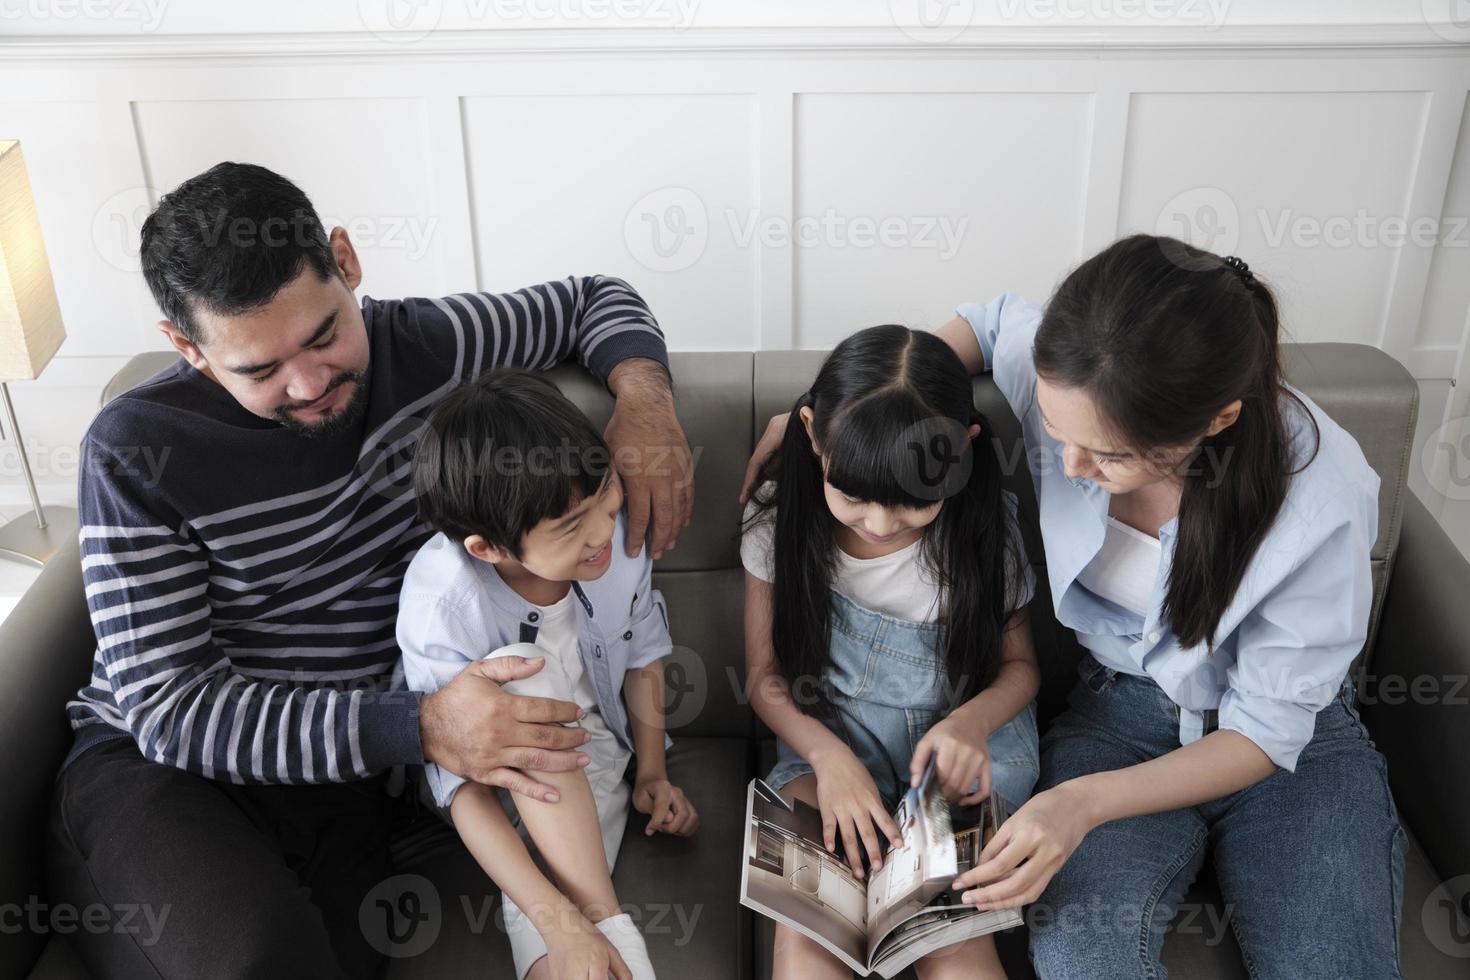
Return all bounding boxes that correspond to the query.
[0,141,66,382]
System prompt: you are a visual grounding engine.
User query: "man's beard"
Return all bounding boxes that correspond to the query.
[272,370,367,439]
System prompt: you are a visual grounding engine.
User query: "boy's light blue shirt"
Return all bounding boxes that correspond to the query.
[956,293,1381,773]
[397,513,672,807]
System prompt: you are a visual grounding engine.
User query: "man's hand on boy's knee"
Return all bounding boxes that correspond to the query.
[420,654,593,803]
[605,357,694,560]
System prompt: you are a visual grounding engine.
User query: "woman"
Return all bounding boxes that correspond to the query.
[740,235,1404,978]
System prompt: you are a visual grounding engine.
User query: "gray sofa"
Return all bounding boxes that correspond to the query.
[4,344,1468,978]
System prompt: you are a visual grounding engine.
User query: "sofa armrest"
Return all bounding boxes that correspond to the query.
[0,538,96,977]
[1359,491,1470,883]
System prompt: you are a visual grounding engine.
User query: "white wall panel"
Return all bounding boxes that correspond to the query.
[464,93,758,350]
[792,92,1090,347]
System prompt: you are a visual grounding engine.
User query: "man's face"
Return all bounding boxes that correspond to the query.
[162,231,371,438]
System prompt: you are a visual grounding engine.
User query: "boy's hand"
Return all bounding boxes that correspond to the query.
[420,655,591,803]
[541,909,632,980]
[910,712,992,805]
[632,775,699,837]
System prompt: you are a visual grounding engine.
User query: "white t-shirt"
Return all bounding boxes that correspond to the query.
[1075,516,1160,620]
[740,484,1034,623]
[530,588,617,747]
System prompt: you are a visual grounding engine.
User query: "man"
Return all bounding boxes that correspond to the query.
[46,161,694,977]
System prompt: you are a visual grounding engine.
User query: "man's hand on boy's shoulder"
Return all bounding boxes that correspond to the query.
[606,358,694,561]
[419,653,592,803]
[632,772,700,837]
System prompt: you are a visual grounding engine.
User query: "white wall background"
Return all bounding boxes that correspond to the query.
[3,1,1470,560]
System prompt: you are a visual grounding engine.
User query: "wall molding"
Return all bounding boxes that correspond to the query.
[2,23,1468,63]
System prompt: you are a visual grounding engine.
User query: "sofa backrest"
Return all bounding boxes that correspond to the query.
[623,343,1416,737]
[91,343,1421,738]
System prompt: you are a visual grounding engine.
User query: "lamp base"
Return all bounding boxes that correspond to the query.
[0,505,77,567]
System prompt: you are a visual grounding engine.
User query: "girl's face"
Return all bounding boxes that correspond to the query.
[822,483,943,548]
[797,405,961,549]
[1035,376,1240,494]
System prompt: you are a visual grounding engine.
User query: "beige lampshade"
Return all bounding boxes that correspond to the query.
[0,141,66,382]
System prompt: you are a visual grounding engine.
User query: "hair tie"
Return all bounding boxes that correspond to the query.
[1223,255,1255,284]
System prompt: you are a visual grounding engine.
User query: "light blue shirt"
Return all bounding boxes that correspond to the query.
[396,513,672,806]
[957,293,1380,772]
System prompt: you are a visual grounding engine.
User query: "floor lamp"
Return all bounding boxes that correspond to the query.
[0,140,73,566]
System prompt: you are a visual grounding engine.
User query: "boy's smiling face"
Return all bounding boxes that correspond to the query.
[465,471,624,584]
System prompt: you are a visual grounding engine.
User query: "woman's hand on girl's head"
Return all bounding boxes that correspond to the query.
[810,745,904,880]
[909,714,993,805]
[740,412,790,504]
[950,782,1095,911]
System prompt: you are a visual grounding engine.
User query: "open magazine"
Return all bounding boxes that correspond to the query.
[738,763,1021,978]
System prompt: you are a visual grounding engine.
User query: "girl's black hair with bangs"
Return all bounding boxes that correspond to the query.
[745,324,1027,718]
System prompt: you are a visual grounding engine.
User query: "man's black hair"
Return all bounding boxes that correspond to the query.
[140,161,338,344]
[412,368,611,555]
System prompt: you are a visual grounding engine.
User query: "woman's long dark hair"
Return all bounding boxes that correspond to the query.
[1034,233,1319,649]
[746,325,1026,717]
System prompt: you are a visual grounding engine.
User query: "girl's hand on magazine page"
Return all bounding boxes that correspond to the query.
[950,782,1095,910]
[909,713,992,804]
[811,745,904,880]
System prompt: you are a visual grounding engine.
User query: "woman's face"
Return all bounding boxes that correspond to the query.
[1035,376,1199,494]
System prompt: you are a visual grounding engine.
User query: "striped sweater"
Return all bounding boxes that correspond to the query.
[65,276,668,784]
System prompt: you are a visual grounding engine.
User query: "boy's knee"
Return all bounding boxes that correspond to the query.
[484,642,571,701]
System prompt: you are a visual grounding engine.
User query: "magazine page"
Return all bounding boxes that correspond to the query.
[738,779,870,973]
[862,761,958,949]
[867,786,1023,975]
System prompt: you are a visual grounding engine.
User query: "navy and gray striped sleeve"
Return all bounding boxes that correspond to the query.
[78,439,421,784]
[420,275,668,385]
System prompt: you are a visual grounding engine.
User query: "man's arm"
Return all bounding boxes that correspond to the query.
[422,276,692,558]
[80,442,418,783]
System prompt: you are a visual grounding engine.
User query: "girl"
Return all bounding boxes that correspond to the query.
[742,325,1042,980]
[743,235,1403,977]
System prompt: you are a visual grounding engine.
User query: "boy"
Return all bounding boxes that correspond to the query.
[398,369,698,980]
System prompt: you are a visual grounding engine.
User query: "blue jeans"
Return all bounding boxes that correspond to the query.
[1030,655,1405,980]
[767,589,1040,812]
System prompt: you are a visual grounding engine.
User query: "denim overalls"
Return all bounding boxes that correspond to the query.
[767,589,1040,812]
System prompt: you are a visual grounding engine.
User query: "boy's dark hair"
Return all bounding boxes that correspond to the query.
[413,368,611,555]
[140,162,339,344]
